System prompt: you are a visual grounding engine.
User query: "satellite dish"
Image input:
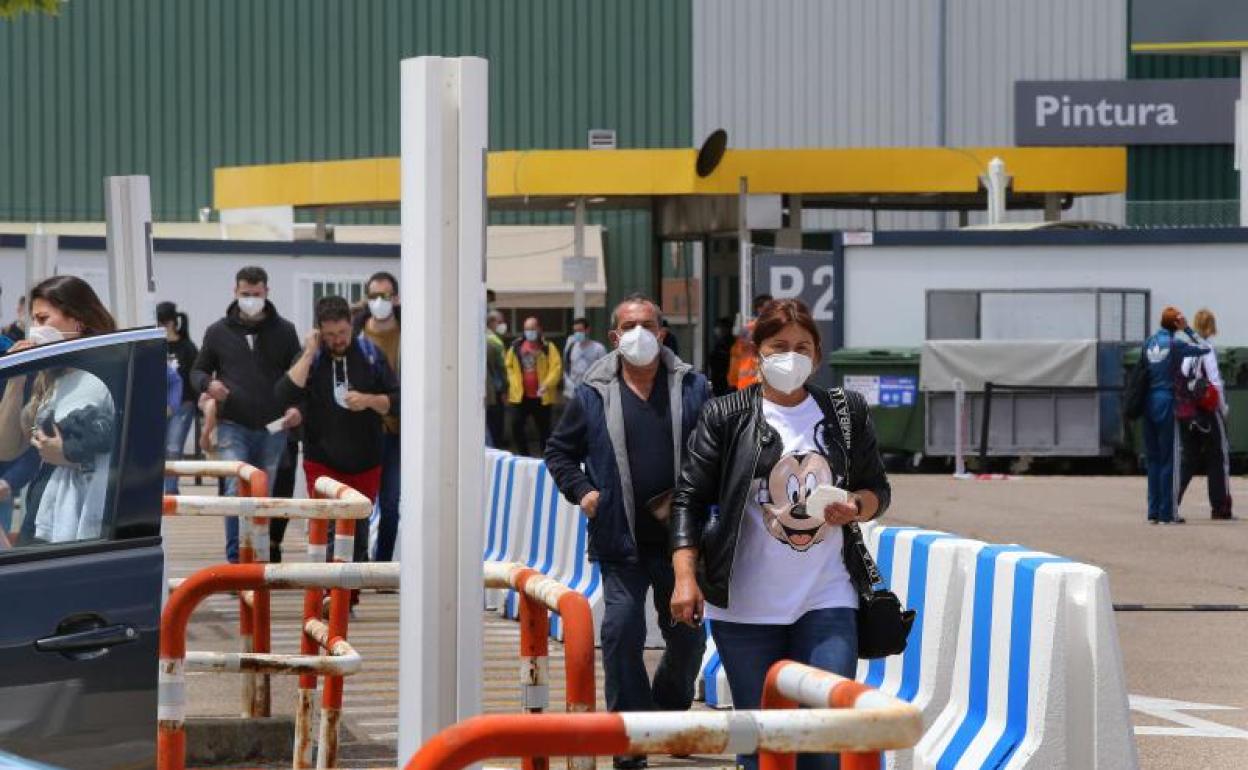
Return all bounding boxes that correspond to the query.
[695,129,728,178]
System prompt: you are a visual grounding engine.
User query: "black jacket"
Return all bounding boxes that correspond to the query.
[191,301,302,430]
[670,385,892,609]
[168,336,199,404]
[275,335,400,474]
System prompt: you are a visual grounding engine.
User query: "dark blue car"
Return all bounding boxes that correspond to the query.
[0,329,166,769]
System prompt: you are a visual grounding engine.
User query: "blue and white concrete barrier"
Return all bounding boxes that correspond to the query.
[912,547,1137,770]
[501,460,561,620]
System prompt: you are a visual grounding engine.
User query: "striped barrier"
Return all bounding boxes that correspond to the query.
[913,548,1136,770]
[695,524,1134,770]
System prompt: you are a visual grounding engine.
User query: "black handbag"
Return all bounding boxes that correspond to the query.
[827,388,917,659]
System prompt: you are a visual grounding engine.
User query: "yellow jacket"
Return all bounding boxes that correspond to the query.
[504,337,563,406]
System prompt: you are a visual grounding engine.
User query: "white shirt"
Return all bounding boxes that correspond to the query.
[1182,341,1229,416]
[705,394,858,624]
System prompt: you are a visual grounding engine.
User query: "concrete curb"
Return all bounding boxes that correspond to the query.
[185,716,295,765]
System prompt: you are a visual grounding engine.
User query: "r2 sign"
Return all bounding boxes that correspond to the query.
[753,246,845,383]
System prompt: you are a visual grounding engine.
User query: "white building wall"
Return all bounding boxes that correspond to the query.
[691,0,1127,229]
[843,242,1248,347]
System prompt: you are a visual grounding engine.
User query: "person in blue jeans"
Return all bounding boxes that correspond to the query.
[191,267,302,562]
[1141,306,1209,525]
[158,302,199,495]
[671,299,892,770]
[546,294,710,770]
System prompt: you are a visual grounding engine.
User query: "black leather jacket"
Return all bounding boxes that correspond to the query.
[670,384,892,609]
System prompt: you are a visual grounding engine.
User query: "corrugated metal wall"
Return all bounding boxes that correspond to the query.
[1126,54,1239,227]
[0,0,692,303]
[692,0,1129,227]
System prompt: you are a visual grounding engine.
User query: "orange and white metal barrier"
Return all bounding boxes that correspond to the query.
[404,702,925,770]
[157,560,399,770]
[164,460,271,717]
[483,561,598,770]
[760,660,923,770]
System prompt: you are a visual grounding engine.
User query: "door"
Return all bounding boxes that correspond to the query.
[0,328,167,769]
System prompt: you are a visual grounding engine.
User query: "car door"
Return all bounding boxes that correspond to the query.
[0,328,167,770]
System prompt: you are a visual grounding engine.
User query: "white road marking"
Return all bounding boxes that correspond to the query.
[1131,695,1248,739]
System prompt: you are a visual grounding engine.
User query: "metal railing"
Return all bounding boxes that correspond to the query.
[483,560,597,770]
[157,560,399,770]
[761,661,922,770]
[164,460,272,716]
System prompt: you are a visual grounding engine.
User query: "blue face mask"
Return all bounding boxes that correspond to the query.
[572,331,586,344]
[523,330,539,342]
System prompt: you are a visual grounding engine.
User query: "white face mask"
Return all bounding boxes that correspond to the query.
[494,323,508,336]
[26,325,65,346]
[237,297,265,318]
[368,297,394,321]
[617,326,660,367]
[761,352,813,395]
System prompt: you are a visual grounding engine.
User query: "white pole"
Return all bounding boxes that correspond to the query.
[24,233,57,298]
[573,197,587,319]
[1240,51,1248,226]
[738,176,752,325]
[985,158,1007,226]
[397,55,488,764]
[953,378,971,479]
[104,175,155,327]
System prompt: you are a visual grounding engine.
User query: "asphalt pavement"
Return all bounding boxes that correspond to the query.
[169,473,1248,769]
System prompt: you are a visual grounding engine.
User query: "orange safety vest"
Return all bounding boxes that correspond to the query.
[728,330,760,390]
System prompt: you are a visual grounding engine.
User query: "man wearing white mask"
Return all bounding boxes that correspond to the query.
[191,266,303,563]
[357,272,403,561]
[545,293,710,770]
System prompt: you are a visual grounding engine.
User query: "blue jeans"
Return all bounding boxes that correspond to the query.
[1143,392,1179,521]
[374,432,401,561]
[216,420,288,562]
[711,607,859,770]
[164,401,196,494]
[600,549,706,716]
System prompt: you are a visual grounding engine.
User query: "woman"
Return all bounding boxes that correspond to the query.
[0,276,117,545]
[1178,308,1234,520]
[1141,306,1208,525]
[157,301,199,494]
[670,298,891,770]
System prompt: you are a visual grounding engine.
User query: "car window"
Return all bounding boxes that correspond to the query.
[0,344,126,552]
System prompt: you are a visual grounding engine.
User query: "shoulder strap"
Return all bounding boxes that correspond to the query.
[826,386,884,589]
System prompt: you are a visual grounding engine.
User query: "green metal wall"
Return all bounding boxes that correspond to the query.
[0,0,692,302]
[1126,53,1239,226]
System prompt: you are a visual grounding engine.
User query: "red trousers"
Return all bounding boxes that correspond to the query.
[303,460,381,567]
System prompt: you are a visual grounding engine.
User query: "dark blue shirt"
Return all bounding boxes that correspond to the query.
[620,365,674,549]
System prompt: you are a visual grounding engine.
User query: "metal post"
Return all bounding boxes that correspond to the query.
[104,175,156,328]
[1043,193,1062,223]
[953,378,968,478]
[979,381,994,464]
[738,176,752,325]
[1240,50,1248,226]
[24,233,57,297]
[573,197,587,319]
[692,240,705,371]
[398,55,488,764]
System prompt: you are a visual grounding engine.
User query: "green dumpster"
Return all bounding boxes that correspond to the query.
[1122,345,1248,457]
[826,348,923,456]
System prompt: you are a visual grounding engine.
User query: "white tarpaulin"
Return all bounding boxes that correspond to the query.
[920,339,1100,392]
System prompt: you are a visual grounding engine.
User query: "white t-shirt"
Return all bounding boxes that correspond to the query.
[705,394,858,624]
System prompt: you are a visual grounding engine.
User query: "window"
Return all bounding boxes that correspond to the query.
[0,343,127,552]
[295,274,371,331]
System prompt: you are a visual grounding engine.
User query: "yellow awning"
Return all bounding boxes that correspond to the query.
[214,147,1125,211]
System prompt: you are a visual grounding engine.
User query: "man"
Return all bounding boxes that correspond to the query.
[278,296,399,575]
[727,293,773,391]
[504,316,562,456]
[706,317,735,396]
[485,311,508,448]
[545,293,710,770]
[2,293,25,346]
[192,266,302,562]
[562,316,607,399]
[356,272,402,562]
